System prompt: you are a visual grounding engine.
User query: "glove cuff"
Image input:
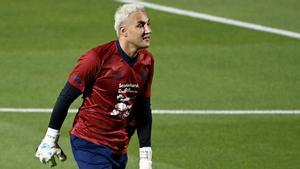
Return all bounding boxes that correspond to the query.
[44,127,60,143]
[139,147,152,161]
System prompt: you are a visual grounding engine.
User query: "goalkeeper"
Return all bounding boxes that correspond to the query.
[35,3,154,169]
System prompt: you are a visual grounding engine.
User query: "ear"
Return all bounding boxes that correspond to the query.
[120,27,128,37]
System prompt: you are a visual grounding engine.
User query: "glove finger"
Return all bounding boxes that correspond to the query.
[39,156,47,164]
[35,147,40,157]
[55,148,67,161]
[35,151,41,158]
[49,157,57,167]
[58,152,67,161]
[39,149,55,164]
[35,146,44,158]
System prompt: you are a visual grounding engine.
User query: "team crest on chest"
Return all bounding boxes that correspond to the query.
[112,71,123,80]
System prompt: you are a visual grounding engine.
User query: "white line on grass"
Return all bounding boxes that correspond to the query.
[116,0,300,40]
[0,108,300,114]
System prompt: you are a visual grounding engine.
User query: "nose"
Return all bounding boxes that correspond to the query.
[145,24,151,34]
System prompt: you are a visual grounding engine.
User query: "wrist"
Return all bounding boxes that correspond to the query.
[139,147,152,161]
[44,127,60,143]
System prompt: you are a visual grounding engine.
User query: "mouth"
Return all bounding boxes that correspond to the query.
[142,36,151,41]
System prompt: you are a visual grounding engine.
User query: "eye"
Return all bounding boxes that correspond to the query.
[137,24,143,28]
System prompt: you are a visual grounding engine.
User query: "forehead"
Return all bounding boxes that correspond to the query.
[128,11,149,23]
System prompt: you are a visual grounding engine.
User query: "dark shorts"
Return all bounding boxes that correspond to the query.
[70,135,128,169]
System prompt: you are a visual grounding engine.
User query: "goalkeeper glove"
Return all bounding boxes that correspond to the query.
[139,147,152,169]
[35,128,67,167]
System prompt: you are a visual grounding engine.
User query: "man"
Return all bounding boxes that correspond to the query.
[35,3,154,169]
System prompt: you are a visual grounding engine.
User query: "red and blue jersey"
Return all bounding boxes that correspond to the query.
[68,40,154,154]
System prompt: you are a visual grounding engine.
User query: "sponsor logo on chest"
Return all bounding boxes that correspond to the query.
[110,83,139,119]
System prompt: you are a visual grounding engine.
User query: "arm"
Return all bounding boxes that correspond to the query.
[136,97,153,169]
[48,82,82,130]
[137,56,154,169]
[36,49,100,167]
[137,97,152,147]
[35,82,81,167]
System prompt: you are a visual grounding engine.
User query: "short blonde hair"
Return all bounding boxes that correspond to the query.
[114,4,145,37]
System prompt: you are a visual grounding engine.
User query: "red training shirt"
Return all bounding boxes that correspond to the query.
[68,40,154,154]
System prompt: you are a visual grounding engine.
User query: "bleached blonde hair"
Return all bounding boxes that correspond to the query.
[114,3,145,37]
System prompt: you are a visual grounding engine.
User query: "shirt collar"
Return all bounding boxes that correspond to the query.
[116,40,138,65]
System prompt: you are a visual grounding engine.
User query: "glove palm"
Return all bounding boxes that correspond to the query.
[35,128,66,167]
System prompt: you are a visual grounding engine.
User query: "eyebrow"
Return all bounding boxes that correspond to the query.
[137,19,150,24]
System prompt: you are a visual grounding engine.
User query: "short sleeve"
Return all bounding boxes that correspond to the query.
[68,50,100,92]
[144,57,154,97]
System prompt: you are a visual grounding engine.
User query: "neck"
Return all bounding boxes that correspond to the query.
[118,38,139,58]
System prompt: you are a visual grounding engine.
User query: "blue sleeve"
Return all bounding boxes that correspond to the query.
[48,82,82,130]
[136,97,152,147]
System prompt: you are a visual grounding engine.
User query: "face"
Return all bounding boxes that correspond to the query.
[121,11,152,49]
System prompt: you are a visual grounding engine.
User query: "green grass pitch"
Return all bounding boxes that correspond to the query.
[0,113,299,169]
[0,0,300,168]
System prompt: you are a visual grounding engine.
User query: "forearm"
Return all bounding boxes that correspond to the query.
[136,97,152,147]
[136,97,153,169]
[137,111,152,147]
[48,82,81,130]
